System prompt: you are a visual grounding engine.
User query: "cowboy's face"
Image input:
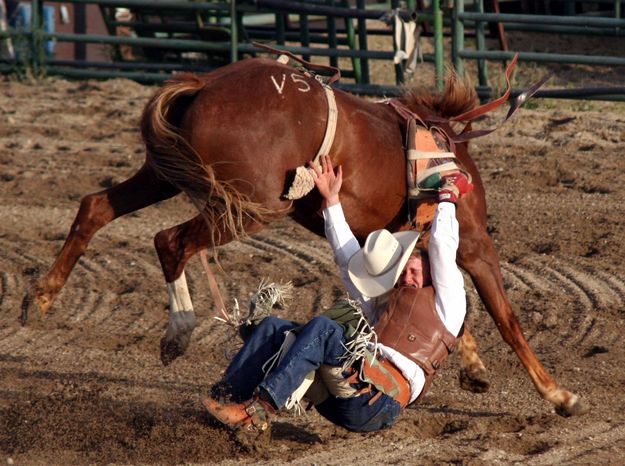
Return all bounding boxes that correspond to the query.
[398,255,430,289]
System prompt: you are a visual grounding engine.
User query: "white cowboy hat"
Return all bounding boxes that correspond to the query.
[347,229,420,298]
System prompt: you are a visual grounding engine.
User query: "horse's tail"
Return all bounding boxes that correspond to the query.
[140,73,274,246]
[403,69,477,119]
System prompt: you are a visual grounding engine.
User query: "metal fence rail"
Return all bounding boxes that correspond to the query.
[0,0,446,95]
[2,0,625,100]
[452,1,625,101]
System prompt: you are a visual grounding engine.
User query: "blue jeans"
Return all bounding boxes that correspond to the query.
[214,316,402,432]
[10,3,56,57]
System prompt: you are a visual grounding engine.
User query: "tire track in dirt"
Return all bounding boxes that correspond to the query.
[0,272,21,352]
[499,256,625,346]
[84,248,163,331]
[0,270,14,311]
[245,234,336,272]
[0,234,164,359]
[523,421,625,465]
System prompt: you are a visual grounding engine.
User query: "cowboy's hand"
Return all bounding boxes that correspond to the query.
[310,155,342,207]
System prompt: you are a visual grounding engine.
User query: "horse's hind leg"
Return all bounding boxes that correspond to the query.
[21,163,179,323]
[458,327,490,393]
[153,214,263,366]
[458,230,587,416]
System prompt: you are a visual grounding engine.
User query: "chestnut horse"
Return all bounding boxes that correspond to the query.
[21,57,585,417]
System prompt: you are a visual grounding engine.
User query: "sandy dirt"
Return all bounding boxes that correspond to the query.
[1,55,625,465]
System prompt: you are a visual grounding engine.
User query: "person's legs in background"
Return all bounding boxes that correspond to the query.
[42,5,54,57]
[10,3,55,59]
[0,0,15,59]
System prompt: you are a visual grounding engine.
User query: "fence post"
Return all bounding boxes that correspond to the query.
[230,0,238,62]
[301,13,310,61]
[30,0,44,76]
[326,0,338,69]
[433,0,444,90]
[341,0,362,83]
[391,0,403,84]
[476,0,488,87]
[452,0,464,76]
[356,0,370,84]
[275,11,285,45]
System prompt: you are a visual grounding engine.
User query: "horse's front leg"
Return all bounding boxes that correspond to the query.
[153,214,264,366]
[20,164,178,324]
[458,229,587,416]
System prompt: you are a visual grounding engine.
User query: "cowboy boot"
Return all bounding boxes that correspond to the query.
[202,394,275,432]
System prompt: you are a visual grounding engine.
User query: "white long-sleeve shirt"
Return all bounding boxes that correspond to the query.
[323,201,467,402]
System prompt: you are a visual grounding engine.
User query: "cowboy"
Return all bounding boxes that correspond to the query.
[202,155,473,432]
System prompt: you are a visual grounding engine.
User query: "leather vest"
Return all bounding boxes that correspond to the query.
[374,286,459,404]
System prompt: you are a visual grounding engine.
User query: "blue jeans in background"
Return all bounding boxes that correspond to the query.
[214,315,402,432]
[11,3,55,57]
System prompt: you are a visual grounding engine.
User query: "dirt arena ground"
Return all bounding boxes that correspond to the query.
[1,50,625,464]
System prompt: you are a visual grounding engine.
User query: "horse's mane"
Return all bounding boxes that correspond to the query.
[401,70,477,119]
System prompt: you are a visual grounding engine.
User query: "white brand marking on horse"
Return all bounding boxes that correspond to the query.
[271,74,286,94]
[166,270,194,314]
[291,73,311,92]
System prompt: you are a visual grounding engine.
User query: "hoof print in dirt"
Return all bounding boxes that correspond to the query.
[19,293,37,326]
[233,427,272,453]
[459,367,491,393]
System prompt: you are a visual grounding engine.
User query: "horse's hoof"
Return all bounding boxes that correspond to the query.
[160,311,197,366]
[34,292,53,313]
[459,366,491,393]
[555,397,589,417]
